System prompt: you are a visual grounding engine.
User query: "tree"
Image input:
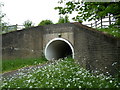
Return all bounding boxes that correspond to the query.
[57,15,70,24]
[0,3,5,23]
[38,20,53,26]
[55,1,120,26]
[23,20,34,29]
[0,2,9,32]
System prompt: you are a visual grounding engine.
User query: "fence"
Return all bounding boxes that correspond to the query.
[2,24,24,33]
[84,14,117,28]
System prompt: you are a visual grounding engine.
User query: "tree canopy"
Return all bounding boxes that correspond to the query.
[55,1,120,25]
[0,2,9,32]
[23,20,34,29]
[57,15,70,24]
[0,3,5,20]
[38,20,53,26]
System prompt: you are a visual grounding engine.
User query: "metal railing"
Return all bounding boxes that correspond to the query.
[84,14,117,28]
[2,24,24,33]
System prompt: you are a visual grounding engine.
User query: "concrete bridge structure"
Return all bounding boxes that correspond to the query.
[2,22,120,75]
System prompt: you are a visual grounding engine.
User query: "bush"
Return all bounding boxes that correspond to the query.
[23,20,34,29]
[38,20,53,26]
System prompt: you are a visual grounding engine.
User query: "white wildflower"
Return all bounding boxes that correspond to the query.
[77,71,82,74]
[27,80,31,83]
[66,83,70,87]
[110,80,112,83]
[29,86,33,88]
[105,67,107,69]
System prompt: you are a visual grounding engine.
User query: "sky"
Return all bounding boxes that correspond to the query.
[1,0,115,26]
[1,0,68,25]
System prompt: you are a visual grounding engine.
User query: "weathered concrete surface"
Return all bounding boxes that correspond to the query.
[2,26,43,60]
[74,23,120,75]
[2,23,120,75]
[43,23,74,51]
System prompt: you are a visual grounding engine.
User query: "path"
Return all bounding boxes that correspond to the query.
[2,60,57,79]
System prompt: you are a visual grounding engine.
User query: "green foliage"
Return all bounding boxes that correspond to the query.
[2,58,47,73]
[72,15,83,23]
[0,2,9,32]
[1,22,9,32]
[97,27,120,37]
[55,1,120,25]
[38,20,53,26]
[57,15,70,24]
[23,20,34,29]
[0,3,5,19]
[2,58,120,88]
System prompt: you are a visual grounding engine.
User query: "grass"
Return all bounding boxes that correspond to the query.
[1,58,120,88]
[97,27,120,37]
[2,57,47,73]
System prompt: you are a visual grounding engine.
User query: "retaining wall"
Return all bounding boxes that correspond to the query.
[2,23,120,75]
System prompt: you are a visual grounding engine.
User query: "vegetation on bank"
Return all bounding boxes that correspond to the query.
[1,58,120,88]
[97,27,120,37]
[2,57,47,73]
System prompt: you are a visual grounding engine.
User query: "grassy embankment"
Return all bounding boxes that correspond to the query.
[2,58,120,88]
[97,27,120,37]
[2,57,47,73]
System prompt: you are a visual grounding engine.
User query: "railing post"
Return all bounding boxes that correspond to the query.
[109,14,111,26]
[91,23,92,28]
[15,24,18,30]
[101,17,102,28]
[95,20,97,28]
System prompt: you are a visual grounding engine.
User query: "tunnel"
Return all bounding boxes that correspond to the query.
[45,38,74,60]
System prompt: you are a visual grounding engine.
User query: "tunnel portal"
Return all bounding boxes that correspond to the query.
[45,38,74,60]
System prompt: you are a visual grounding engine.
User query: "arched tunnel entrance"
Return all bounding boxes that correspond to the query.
[45,38,74,60]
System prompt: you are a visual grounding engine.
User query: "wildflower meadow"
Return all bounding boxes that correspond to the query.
[1,58,120,88]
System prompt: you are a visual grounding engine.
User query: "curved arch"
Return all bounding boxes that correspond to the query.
[44,38,74,60]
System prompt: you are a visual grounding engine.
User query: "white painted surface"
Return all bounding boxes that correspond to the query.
[45,38,74,60]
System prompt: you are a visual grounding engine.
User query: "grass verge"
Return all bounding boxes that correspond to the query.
[1,58,120,88]
[2,57,47,73]
[97,27,120,37]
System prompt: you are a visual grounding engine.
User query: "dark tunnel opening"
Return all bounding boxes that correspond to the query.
[45,39,74,60]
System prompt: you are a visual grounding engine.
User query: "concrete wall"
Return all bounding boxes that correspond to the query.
[2,26,43,60]
[73,23,120,75]
[43,23,74,51]
[2,23,120,75]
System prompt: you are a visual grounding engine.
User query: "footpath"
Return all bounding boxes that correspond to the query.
[2,60,58,79]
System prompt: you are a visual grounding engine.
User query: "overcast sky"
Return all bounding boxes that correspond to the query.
[0,0,97,26]
[1,0,119,26]
[1,0,66,25]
